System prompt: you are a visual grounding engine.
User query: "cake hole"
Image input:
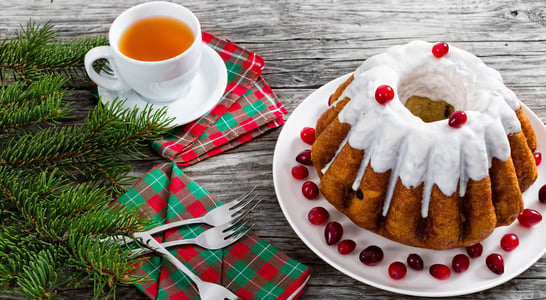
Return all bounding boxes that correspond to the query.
[405,96,455,123]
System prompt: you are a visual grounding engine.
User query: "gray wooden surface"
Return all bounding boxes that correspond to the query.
[2,0,546,299]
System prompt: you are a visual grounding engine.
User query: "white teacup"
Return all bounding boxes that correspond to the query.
[84,1,202,103]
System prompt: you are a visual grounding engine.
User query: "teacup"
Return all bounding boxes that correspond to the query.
[84,1,202,102]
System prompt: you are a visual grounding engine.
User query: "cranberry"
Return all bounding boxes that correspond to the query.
[324,222,343,245]
[486,253,504,275]
[359,245,384,266]
[296,149,313,165]
[448,110,467,128]
[429,264,451,280]
[407,253,424,270]
[535,152,542,166]
[337,239,356,255]
[300,127,316,145]
[328,94,334,105]
[466,243,483,258]
[539,185,546,203]
[518,208,542,227]
[302,181,319,200]
[432,42,449,58]
[388,261,407,280]
[452,254,470,273]
[291,165,309,180]
[374,85,395,105]
[308,207,329,225]
[500,233,519,251]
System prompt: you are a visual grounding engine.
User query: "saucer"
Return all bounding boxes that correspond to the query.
[98,42,228,126]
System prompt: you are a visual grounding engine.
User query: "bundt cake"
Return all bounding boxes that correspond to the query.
[311,41,538,250]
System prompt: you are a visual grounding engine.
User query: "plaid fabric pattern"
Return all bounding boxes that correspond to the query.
[151,32,287,165]
[117,163,310,300]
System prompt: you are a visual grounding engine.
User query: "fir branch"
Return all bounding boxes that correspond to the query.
[16,247,59,300]
[67,235,145,300]
[0,21,174,299]
[0,21,107,85]
[0,74,70,131]
[0,99,172,187]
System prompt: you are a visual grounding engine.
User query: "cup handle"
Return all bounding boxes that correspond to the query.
[84,46,130,91]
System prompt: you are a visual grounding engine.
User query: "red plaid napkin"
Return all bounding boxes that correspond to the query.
[151,32,287,165]
[118,163,310,299]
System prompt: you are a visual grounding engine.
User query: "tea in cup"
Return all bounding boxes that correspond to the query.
[84,1,202,102]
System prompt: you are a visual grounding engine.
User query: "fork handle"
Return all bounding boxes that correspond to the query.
[159,239,195,249]
[128,238,197,257]
[145,216,206,235]
[136,232,203,284]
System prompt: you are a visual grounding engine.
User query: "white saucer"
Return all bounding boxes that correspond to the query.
[98,42,228,126]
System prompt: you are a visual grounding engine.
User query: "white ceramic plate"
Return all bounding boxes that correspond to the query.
[98,42,227,126]
[272,73,546,297]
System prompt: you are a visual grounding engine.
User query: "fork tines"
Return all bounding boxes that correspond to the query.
[222,218,254,241]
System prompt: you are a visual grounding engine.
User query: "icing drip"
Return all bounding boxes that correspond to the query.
[327,41,521,218]
[351,141,374,191]
[382,137,408,216]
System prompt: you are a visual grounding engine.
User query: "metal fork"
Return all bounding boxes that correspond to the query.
[137,231,241,300]
[129,218,254,256]
[145,187,260,235]
[101,188,260,245]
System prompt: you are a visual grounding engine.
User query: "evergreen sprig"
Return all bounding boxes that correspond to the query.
[0,21,108,84]
[0,21,173,299]
[0,74,69,131]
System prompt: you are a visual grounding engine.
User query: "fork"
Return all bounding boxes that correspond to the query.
[101,188,260,245]
[145,187,260,235]
[137,231,241,300]
[130,218,254,256]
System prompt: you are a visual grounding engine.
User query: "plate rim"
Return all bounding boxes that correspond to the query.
[272,73,546,297]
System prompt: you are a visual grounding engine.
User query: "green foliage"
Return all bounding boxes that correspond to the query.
[0,21,108,84]
[0,21,173,299]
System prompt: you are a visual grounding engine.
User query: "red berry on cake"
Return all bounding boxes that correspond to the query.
[448,110,467,128]
[432,42,449,58]
[374,85,395,105]
[300,127,316,145]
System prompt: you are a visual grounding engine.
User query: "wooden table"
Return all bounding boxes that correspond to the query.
[2,0,546,299]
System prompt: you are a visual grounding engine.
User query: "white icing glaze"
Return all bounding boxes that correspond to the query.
[328,41,521,218]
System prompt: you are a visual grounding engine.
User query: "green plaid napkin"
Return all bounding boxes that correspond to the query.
[118,163,310,299]
[151,32,287,165]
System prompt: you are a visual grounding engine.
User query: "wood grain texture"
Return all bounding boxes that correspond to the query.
[2,0,546,299]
